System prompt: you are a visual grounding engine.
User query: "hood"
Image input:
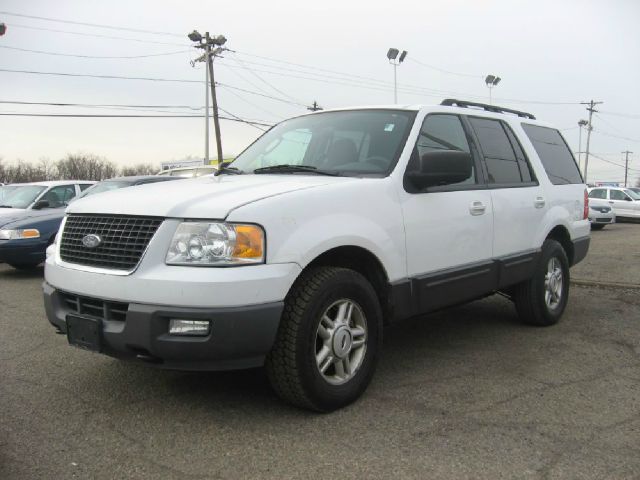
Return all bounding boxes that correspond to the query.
[0,207,27,217]
[0,207,64,227]
[67,174,356,219]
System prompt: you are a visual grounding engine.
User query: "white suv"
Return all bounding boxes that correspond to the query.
[44,99,590,411]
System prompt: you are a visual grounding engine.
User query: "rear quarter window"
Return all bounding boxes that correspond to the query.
[521,124,583,185]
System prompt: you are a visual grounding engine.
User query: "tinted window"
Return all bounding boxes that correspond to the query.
[610,189,630,201]
[521,124,582,185]
[469,117,527,184]
[79,183,93,191]
[410,114,475,186]
[589,189,607,199]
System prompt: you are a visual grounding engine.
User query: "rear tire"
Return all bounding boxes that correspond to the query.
[513,239,569,326]
[590,224,605,230]
[266,266,382,412]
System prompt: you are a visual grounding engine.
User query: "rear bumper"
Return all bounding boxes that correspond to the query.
[43,282,283,371]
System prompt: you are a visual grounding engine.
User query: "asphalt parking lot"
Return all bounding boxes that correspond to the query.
[1,223,639,480]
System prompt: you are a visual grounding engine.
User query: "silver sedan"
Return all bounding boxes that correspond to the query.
[588,198,616,230]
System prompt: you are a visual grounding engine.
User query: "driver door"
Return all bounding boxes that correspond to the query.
[399,114,494,313]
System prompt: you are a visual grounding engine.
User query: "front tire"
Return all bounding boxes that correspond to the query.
[513,239,570,326]
[590,223,605,230]
[9,262,40,271]
[266,266,382,412]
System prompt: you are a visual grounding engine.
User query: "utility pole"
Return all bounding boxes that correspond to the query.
[580,100,603,184]
[622,150,633,187]
[307,101,323,112]
[577,119,588,171]
[188,30,227,165]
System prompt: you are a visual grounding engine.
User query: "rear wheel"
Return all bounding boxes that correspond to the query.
[266,266,382,412]
[513,239,570,326]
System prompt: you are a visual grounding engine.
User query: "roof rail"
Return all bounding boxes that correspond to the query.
[440,98,536,120]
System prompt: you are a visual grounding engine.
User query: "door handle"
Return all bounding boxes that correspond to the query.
[608,201,614,204]
[534,197,546,208]
[469,201,486,216]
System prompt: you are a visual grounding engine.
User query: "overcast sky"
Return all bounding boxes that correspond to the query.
[1,0,639,183]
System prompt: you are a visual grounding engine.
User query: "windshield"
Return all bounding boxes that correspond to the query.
[230,109,416,176]
[0,185,21,202]
[624,189,640,200]
[0,186,46,208]
[80,180,131,198]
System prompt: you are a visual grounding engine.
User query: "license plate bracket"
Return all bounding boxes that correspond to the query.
[66,315,102,352]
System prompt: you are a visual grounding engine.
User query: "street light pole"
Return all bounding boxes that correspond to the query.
[485,75,501,105]
[189,30,227,165]
[581,99,603,184]
[387,48,407,104]
[204,51,210,164]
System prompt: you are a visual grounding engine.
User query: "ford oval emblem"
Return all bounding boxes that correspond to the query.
[82,234,102,249]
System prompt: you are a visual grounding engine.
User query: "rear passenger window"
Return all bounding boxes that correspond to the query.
[521,124,583,185]
[468,117,531,185]
[589,189,607,199]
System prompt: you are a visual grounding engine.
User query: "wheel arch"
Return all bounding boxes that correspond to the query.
[545,224,575,265]
[301,245,394,324]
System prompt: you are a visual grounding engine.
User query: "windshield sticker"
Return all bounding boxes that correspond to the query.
[384,123,395,132]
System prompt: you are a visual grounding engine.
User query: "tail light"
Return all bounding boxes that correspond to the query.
[583,188,589,220]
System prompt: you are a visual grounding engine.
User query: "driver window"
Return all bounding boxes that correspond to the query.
[43,185,76,207]
[410,114,475,185]
[610,190,629,201]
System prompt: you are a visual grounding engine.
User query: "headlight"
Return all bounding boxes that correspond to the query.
[166,222,265,266]
[0,228,40,240]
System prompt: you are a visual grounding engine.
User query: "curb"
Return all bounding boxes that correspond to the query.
[573,278,640,290]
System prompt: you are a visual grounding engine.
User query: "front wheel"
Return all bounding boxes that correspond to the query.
[266,266,382,412]
[513,239,570,326]
[9,262,40,271]
[590,223,605,230]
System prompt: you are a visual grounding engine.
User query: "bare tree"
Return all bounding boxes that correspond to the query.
[56,153,118,181]
[120,163,158,176]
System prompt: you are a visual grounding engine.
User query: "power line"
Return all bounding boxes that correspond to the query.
[0,67,203,83]
[227,54,303,105]
[0,68,303,106]
[0,44,192,59]
[0,10,183,37]
[407,57,482,79]
[588,153,640,172]
[7,22,189,47]
[0,112,273,126]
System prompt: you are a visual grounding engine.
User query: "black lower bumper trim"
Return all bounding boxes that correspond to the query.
[571,236,590,266]
[43,282,284,371]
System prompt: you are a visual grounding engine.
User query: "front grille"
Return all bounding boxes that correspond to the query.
[60,214,163,271]
[593,207,611,213]
[59,291,128,322]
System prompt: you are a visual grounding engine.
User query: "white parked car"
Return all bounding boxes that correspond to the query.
[587,198,615,230]
[588,186,640,220]
[44,100,590,411]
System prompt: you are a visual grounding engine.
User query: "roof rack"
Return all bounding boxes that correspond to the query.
[440,99,536,120]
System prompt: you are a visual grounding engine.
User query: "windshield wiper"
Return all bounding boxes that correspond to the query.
[253,164,341,176]
[214,162,243,176]
[0,205,14,208]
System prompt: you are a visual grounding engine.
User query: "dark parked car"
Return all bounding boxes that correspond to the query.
[0,176,181,270]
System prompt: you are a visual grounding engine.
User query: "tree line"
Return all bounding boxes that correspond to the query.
[0,154,158,184]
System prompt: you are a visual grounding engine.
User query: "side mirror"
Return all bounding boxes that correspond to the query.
[407,150,473,190]
[32,199,50,210]
[625,197,632,202]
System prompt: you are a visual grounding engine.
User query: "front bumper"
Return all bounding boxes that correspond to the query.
[0,239,48,265]
[44,282,284,370]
